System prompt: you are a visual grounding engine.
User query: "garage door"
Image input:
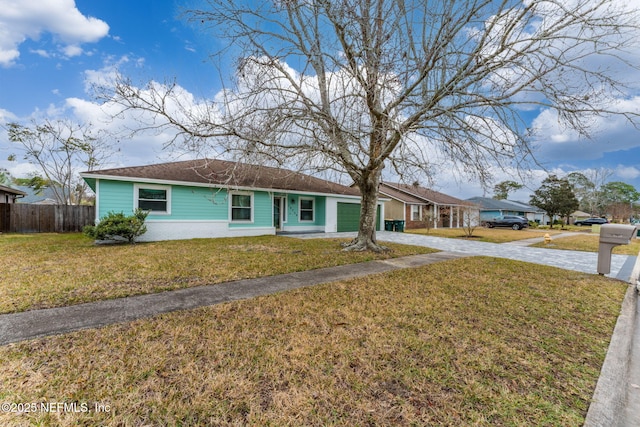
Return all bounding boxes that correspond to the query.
[337,203,381,232]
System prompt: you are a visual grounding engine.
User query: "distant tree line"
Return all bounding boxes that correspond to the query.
[493,169,640,225]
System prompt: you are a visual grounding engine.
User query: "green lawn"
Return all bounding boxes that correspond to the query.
[0,257,626,426]
[531,233,640,255]
[0,233,436,314]
[407,227,564,243]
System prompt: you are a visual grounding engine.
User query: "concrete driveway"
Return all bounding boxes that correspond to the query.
[296,230,638,281]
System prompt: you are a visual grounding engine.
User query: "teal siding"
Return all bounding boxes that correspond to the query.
[168,186,227,220]
[98,180,134,218]
[96,179,332,230]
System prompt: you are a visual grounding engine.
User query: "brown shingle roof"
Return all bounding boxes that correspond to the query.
[83,159,361,196]
[380,182,473,206]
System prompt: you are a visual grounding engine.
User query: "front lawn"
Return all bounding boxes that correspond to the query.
[531,233,640,255]
[0,257,626,426]
[407,227,564,243]
[0,233,435,314]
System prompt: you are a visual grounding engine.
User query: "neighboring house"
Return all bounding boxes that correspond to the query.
[467,197,549,224]
[81,159,385,242]
[379,182,478,229]
[15,186,59,205]
[0,184,26,204]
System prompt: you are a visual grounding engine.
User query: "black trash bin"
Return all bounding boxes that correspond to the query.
[384,220,394,231]
[393,220,405,232]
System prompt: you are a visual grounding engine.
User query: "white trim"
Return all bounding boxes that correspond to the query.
[281,224,325,233]
[282,197,287,223]
[94,179,100,222]
[80,172,363,200]
[134,183,171,215]
[299,197,315,222]
[229,191,254,223]
[139,220,274,242]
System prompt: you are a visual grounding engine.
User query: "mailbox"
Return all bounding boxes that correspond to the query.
[600,224,637,245]
[597,224,638,275]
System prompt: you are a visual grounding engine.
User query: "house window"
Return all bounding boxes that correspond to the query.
[411,205,421,221]
[135,185,170,214]
[300,198,314,222]
[231,193,253,222]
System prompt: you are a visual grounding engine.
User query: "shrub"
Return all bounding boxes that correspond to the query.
[84,209,149,244]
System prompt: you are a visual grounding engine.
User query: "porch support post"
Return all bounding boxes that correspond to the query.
[449,205,453,228]
[433,203,438,229]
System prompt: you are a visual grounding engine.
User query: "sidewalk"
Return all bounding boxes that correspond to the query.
[584,254,640,427]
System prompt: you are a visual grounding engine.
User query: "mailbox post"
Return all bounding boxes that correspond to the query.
[597,224,638,275]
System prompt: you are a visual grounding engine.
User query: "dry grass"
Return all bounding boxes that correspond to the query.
[0,233,435,314]
[407,227,564,243]
[531,233,640,255]
[0,257,626,426]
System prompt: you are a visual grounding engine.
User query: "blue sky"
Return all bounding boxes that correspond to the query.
[1,0,640,201]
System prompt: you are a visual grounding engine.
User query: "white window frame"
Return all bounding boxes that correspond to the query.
[410,204,421,221]
[230,191,254,223]
[299,197,315,222]
[134,184,171,215]
[282,197,287,223]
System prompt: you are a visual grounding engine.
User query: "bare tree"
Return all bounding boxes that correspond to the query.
[461,206,481,238]
[419,210,436,235]
[7,119,113,205]
[102,0,640,251]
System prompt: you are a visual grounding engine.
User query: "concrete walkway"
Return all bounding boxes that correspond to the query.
[0,251,466,346]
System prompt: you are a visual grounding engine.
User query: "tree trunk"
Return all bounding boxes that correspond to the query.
[342,167,387,252]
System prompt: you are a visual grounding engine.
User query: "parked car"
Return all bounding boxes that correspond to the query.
[484,215,529,230]
[574,217,608,226]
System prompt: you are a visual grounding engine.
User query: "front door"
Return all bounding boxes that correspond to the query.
[273,197,283,230]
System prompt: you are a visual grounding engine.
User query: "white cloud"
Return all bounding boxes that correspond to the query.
[616,165,640,180]
[529,95,640,163]
[62,44,84,58]
[30,49,50,58]
[0,107,18,124]
[0,0,109,67]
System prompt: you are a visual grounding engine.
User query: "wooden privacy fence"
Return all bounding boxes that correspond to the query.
[0,204,95,233]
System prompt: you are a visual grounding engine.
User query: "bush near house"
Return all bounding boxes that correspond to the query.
[84,209,149,244]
